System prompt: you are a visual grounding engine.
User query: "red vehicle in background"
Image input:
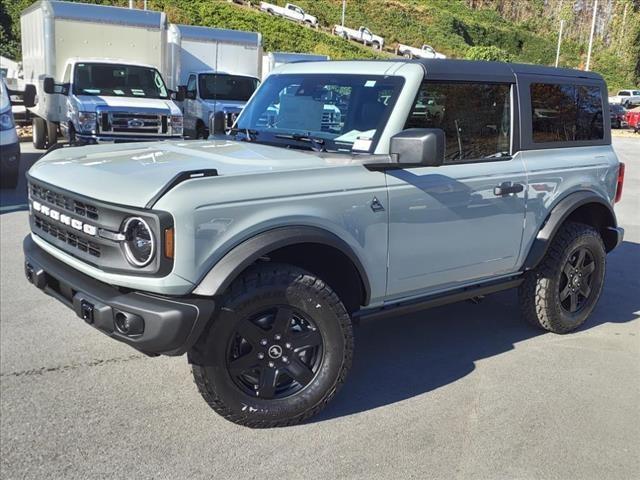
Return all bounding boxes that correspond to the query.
[626,106,640,132]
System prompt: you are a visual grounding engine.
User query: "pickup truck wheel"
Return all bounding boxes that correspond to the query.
[403,52,413,59]
[518,222,606,333]
[372,41,381,50]
[190,263,354,428]
[32,117,47,150]
[46,121,58,146]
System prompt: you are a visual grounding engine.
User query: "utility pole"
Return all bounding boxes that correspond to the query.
[128,0,133,8]
[585,0,598,71]
[144,0,147,10]
[555,19,565,68]
[341,0,346,28]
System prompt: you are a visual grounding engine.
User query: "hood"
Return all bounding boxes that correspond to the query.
[75,95,182,115]
[28,140,357,208]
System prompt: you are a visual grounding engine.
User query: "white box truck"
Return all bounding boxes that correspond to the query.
[261,52,329,80]
[166,24,262,138]
[21,0,183,149]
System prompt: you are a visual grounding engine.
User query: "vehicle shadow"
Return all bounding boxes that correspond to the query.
[0,142,42,214]
[314,240,640,422]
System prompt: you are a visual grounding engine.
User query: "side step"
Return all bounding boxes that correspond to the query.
[355,277,523,322]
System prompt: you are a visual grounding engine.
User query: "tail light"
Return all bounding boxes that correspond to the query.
[615,162,625,203]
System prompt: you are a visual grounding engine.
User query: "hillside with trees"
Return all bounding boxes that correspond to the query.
[1,0,638,90]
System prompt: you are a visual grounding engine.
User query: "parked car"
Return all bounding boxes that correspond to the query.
[610,104,627,128]
[24,59,624,428]
[21,0,183,149]
[608,89,640,108]
[626,106,640,132]
[333,25,384,50]
[259,2,318,26]
[0,80,35,189]
[397,44,446,59]
[166,24,262,138]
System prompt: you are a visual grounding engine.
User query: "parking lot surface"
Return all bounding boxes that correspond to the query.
[1,139,639,480]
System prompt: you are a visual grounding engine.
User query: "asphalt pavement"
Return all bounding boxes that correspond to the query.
[1,139,639,480]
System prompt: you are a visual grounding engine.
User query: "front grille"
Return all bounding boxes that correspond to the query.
[30,183,99,221]
[99,111,166,135]
[34,214,101,257]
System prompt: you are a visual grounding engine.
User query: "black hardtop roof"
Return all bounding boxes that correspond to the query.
[415,58,605,83]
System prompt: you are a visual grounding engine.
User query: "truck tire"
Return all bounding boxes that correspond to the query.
[372,41,381,50]
[46,121,58,147]
[403,51,413,59]
[518,222,606,334]
[33,117,47,150]
[189,263,354,428]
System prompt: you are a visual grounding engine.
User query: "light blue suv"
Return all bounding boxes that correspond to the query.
[23,59,625,427]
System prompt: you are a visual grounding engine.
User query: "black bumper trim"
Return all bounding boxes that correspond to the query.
[23,235,215,356]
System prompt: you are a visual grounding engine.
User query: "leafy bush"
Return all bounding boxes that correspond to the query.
[464,45,513,62]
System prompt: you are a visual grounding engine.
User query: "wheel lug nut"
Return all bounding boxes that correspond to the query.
[274,334,282,341]
[257,352,265,359]
[282,356,289,363]
[285,342,292,349]
[260,339,268,346]
[268,361,275,368]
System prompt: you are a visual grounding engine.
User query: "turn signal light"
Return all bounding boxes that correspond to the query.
[615,162,625,203]
[164,228,174,259]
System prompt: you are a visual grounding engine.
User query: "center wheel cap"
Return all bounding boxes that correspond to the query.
[268,345,283,359]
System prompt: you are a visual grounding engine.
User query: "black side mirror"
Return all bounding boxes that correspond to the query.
[22,84,36,107]
[43,77,55,94]
[389,128,445,166]
[176,86,186,102]
[209,111,227,136]
[185,89,196,100]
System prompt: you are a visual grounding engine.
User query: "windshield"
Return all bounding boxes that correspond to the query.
[235,74,404,153]
[73,63,169,99]
[198,74,259,101]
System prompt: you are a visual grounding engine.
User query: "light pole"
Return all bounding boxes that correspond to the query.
[341,0,346,28]
[585,0,598,71]
[555,19,565,68]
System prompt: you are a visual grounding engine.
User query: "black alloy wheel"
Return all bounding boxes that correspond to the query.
[559,247,596,314]
[227,305,323,399]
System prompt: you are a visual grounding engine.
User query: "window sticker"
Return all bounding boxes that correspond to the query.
[113,89,124,95]
[131,89,145,96]
[364,80,377,87]
[352,137,372,152]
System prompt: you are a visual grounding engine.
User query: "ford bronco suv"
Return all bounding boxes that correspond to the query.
[24,59,625,428]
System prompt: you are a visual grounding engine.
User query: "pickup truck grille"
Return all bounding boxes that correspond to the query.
[33,214,101,257]
[99,111,168,135]
[30,182,99,221]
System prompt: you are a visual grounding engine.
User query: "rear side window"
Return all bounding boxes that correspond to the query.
[531,83,604,143]
[405,82,511,162]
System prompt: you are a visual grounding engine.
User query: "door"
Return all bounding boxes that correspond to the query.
[385,81,527,299]
[184,74,198,135]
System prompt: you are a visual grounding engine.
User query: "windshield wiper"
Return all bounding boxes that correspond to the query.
[274,133,327,152]
[228,127,259,142]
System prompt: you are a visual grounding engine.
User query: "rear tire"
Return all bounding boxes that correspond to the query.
[32,117,47,150]
[518,222,606,333]
[189,263,354,428]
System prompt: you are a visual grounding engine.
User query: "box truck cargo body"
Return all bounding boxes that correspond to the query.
[166,24,262,138]
[261,52,329,80]
[21,0,182,149]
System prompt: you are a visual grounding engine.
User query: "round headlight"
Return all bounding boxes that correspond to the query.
[122,217,155,267]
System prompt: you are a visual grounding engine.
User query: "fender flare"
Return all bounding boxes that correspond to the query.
[191,226,372,305]
[523,191,618,270]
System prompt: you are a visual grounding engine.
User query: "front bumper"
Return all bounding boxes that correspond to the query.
[23,235,215,356]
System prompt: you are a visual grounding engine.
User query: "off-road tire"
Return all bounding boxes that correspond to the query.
[519,222,606,333]
[46,121,58,147]
[32,117,47,150]
[189,263,354,428]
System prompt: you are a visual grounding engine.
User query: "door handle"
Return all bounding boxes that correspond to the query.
[494,182,524,196]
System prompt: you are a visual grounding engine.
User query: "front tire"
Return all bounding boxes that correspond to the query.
[189,263,354,428]
[518,222,606,333]
[32,117,47,150]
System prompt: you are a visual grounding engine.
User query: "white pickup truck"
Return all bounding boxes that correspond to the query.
[333,25,384,50]
[259,2,318,26]
[608,89,640,107]
[397,44,446,59]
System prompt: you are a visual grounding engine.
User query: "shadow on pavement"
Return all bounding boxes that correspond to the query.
[315,240,640,422]
[0,142,42,214]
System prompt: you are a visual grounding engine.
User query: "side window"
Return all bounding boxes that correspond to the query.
[530,83,603,143]
[186,74,197,97]
[62,64,71,84]
[619,91,630,96]
[405,82,511,162]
